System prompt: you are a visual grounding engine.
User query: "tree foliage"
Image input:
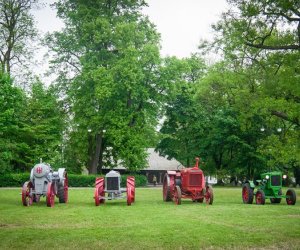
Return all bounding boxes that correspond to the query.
[47,0,163,173]
[0,0,38,83]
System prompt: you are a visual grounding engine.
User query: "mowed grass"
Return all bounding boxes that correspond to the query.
[0,187,299,250]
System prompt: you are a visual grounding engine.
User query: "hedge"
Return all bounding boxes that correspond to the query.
[0,173,147,188]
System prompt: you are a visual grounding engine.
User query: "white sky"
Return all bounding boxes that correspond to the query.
[32,0,228,82]
[34,0,227,57]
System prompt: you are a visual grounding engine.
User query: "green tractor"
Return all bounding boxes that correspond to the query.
[242,171,296,205]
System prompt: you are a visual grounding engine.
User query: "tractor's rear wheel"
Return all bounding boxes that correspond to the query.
[256,190,265,205]
[242,183,254,204]
[46,182,55,207]
[270,189,282,204]
[58,171,68,203]
[127,176,135,204]
[94,177,105,206]
[163,174,172,202]
[174,185,181,205]
[205,185,214,205]
[22,181,33,206]
[286,189,296,205]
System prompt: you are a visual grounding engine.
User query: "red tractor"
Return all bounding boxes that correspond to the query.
[163,158,213,205]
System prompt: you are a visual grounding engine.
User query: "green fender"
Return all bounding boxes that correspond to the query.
[244,180,255,189]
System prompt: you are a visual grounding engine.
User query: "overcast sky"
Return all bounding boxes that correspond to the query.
[34,0,228,58]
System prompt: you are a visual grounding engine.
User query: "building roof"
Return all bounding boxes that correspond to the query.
[103,148,182,171]
[145,148,182,171]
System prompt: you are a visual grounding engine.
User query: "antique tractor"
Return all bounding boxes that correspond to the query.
[242,171,296,205]
[94,170,135,206]
[22,163,68,207]
[163,157,213,205]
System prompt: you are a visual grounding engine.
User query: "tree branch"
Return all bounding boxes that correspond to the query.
[245,43,300,50]
[271,110,300,126]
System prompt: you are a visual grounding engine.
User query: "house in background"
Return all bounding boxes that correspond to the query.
[101,148,181,184]
[101,148,217,185]
[141,148,182,184]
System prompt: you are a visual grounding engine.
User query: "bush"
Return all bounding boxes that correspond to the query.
[0,173,147,187]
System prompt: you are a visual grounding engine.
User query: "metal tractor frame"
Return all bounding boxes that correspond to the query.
[94,170,135,206]
[163,158,213,205]
[242,171,296,205]
[22,163,68,207]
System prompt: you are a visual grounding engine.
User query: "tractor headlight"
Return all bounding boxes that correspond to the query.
[265,175,270,180]
[283,175,287,179]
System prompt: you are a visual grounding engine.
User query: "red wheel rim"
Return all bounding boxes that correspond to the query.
[94,177,105,206]
[46,182,55,207]
[286,190,293,205]
[256,192,262,204]
[127,176,135,204]
[22,181,33,206]
[94,187,100,206]
[242,186,248,202]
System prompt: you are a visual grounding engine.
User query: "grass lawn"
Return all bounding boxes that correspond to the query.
[0,187,299,249]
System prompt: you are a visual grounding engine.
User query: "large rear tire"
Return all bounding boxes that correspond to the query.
[163,174,172,202]
[22,181,33,206]
[286,189,296,205]
[58,171,68,203]
[256,190,265,205]
[242,183,254,204]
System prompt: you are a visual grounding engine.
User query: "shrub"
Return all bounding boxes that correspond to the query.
[0,173,147,187]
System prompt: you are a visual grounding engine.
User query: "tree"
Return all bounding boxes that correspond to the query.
[156,55,207,167]
[0,0,38,83]
[47,0,163,173]
[198,0,300,177]
[22,80,65,168]
[0,72,27,173]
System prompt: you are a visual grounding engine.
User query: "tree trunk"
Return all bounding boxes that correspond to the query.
[88,133,103,174]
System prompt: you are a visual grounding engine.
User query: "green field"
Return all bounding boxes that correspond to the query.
[0,187,299,249]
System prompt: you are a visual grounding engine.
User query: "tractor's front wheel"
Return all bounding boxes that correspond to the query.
[256,190,265,205]
[22,181,33,206]
[286,189,296,205]
[174,185,181,205]
[270,189,282,204]
[94,177,105,206]
[163,174,172,202]
[205,185,214,205]
[46,182,55,207]
[127,176,135,205]
[242,183,254,204]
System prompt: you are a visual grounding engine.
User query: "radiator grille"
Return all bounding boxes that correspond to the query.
[271,175,280,186]
[189,174,201,186]
[107,177,119,190]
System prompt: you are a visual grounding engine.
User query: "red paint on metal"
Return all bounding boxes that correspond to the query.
[46,182,55,207]
[36,166,42,174]
[164,157,213,205]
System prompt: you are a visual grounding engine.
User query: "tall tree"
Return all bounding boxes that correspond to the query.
[47,0,163,173]
[0,0,38,82]
[0,72,27,173]
[199,0,300,175]
[22,80,65,168]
